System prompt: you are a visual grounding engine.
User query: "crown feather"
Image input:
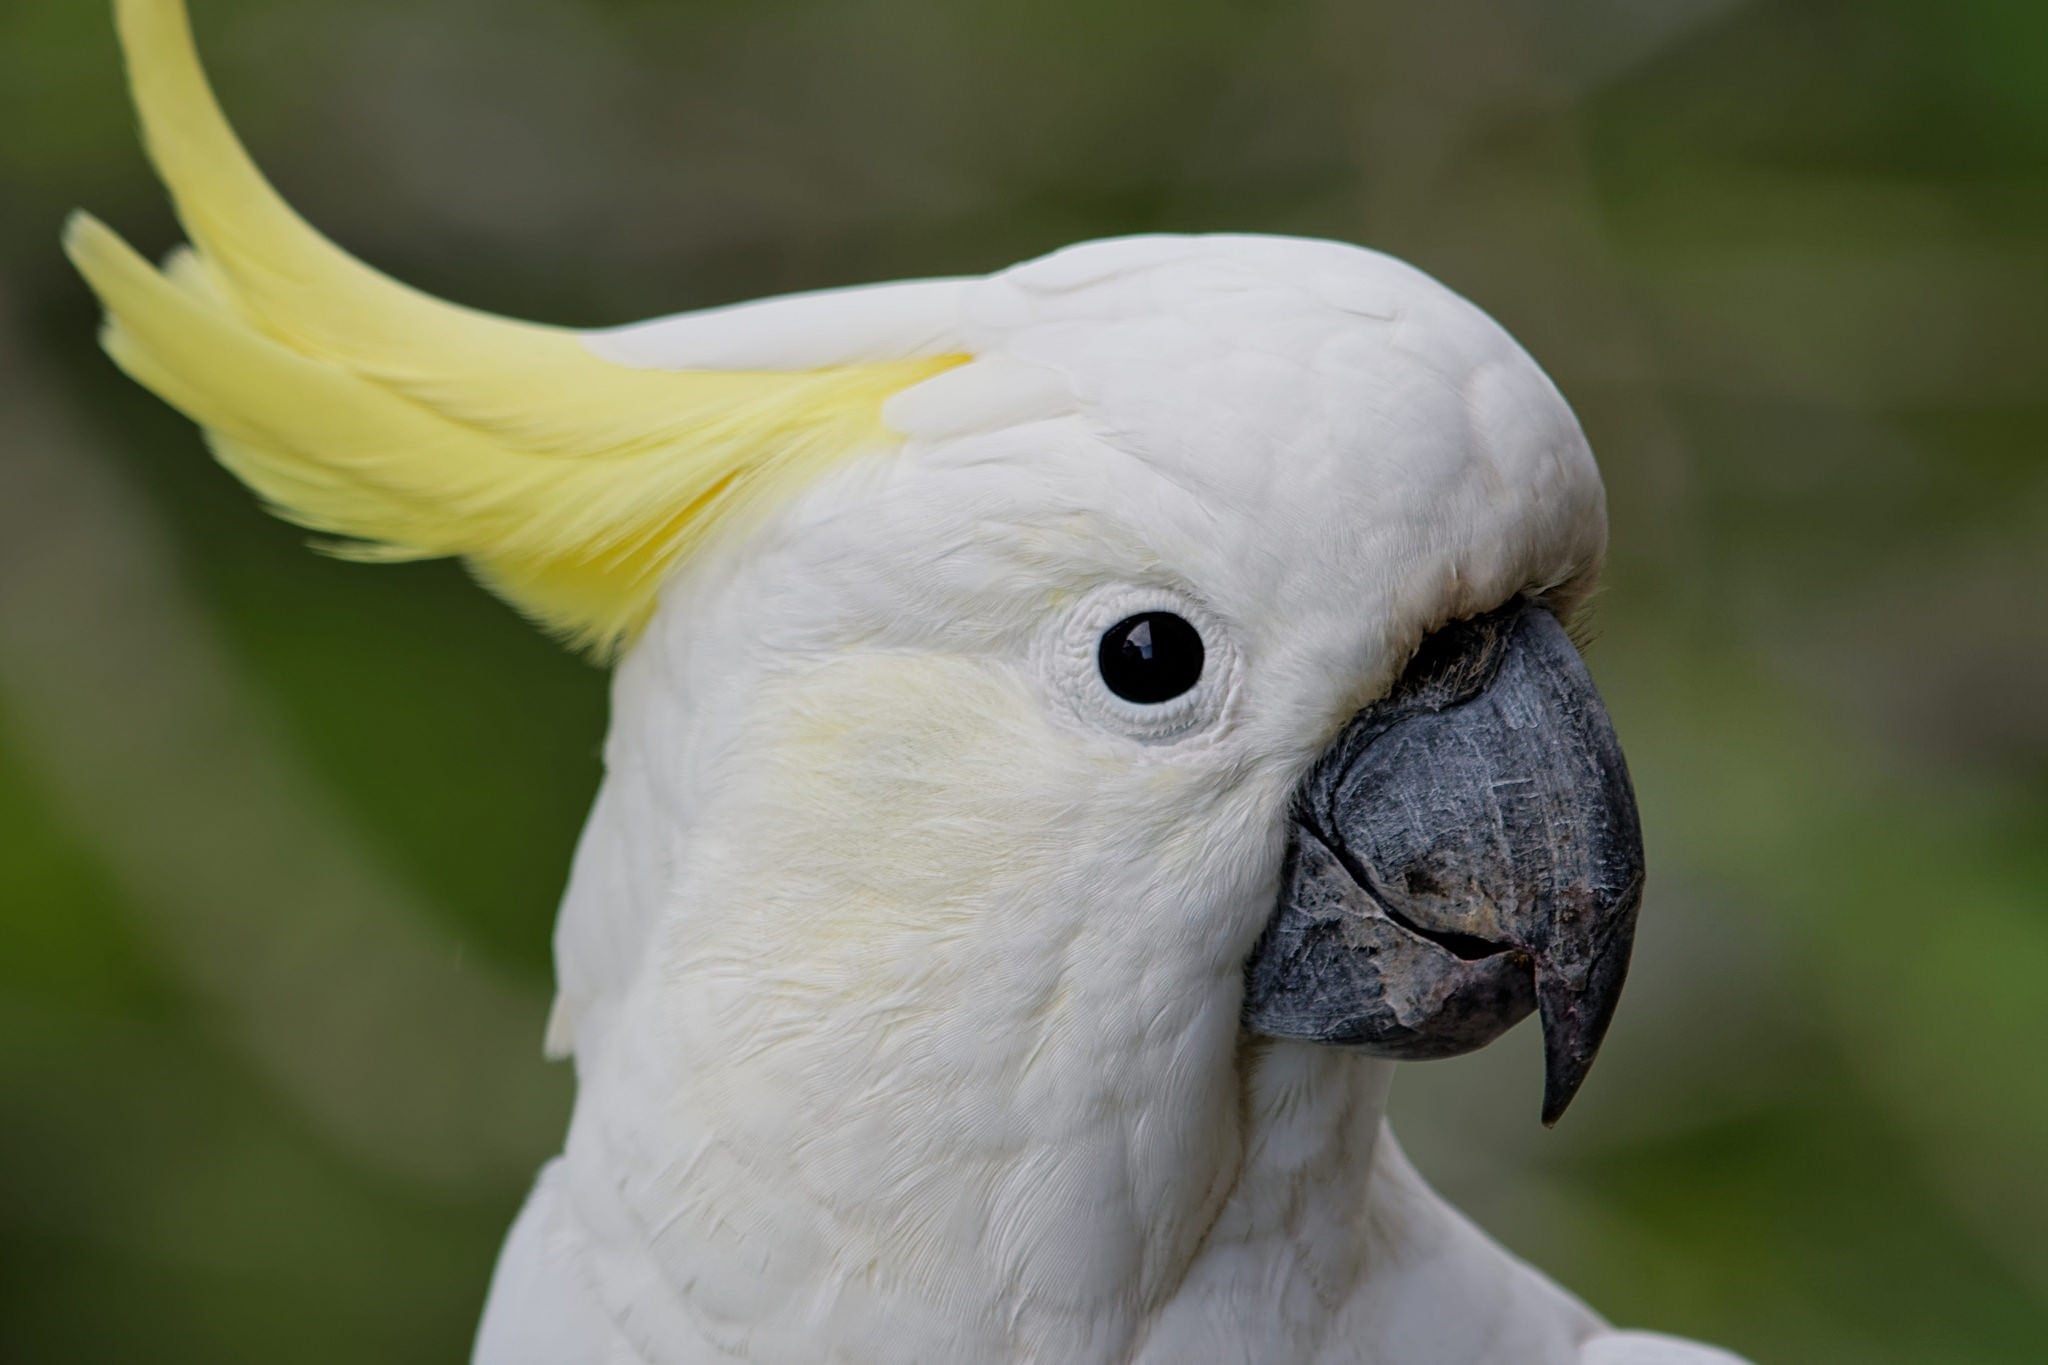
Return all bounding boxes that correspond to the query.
[66,0,964,656]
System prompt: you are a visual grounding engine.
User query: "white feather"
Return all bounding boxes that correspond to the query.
[584,278,973,371]
[474,234,1744,1363]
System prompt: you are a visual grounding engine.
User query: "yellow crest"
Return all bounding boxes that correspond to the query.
[66,0,964,657]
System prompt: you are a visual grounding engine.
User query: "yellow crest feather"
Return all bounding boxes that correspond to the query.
[66,0,963,656]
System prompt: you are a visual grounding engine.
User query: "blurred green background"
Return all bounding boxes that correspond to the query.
[2,0,2043,1360]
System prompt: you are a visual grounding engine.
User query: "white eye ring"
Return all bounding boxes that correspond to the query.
[1038,583,1241,746]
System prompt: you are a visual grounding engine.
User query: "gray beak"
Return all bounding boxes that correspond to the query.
[1242,600,1644,1125]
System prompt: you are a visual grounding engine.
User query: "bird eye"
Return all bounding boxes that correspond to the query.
[1097,612,1205,704]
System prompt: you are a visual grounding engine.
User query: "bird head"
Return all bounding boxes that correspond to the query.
[579,234,1635,1138]
[70,3,1644,1312]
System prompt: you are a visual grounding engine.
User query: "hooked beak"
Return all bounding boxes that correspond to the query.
[1241,600,1644,1125]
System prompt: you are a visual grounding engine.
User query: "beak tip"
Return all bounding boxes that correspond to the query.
[1534,970,1621,1129]
[1538,1078,1578,1128]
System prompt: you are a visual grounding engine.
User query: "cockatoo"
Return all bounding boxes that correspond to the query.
[68,3,1750,1362]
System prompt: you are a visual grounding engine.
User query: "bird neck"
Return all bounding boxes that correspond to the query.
[547,1008,1395,1363]
[533,631,1402,1360]
[1203,1040,1394,1266]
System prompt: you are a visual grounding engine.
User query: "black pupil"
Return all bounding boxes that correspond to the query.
[1097,612,1205,704]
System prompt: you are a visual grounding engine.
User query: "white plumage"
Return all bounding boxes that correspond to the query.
[70,4,1750,1361]
[481,240,1743,1362]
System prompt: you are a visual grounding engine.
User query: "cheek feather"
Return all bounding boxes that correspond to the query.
[634,653,1268,1327]
[663,650,1282,1041]
[674,656,1111,1006]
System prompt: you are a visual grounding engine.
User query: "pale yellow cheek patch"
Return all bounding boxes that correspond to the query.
[669,656,1134,1004]
[687,652,1256,987]
[65,0,962,657]
[743,657,1088,927]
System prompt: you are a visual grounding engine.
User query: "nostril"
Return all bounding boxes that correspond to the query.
[1381,602,1521,708]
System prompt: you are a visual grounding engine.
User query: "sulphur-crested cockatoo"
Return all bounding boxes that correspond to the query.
[69,3,1749,1362]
